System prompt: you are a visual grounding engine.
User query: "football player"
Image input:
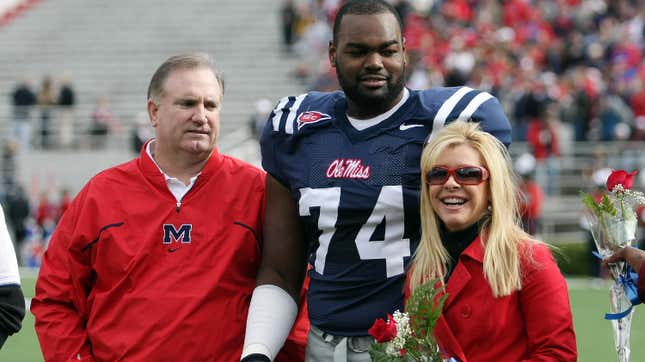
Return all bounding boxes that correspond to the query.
[241,1,511,361]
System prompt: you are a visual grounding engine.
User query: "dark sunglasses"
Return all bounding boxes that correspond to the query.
[425,166,489,185]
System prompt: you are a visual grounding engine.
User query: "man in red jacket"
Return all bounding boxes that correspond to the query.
[31,53,307,362]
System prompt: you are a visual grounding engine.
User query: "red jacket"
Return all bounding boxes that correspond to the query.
[31,144,307,362]
[434,238,576,361]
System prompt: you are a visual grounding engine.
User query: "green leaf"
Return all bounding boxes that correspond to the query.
[402,279,447,362]
[600,194,617,216]
[580,191,602,217]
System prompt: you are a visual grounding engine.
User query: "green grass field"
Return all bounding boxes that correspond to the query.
[2,272,643,361]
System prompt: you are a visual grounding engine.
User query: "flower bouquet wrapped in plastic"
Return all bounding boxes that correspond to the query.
[368,280,455,362]
[581,170,645,362]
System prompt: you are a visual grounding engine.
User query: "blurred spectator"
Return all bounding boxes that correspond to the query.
[516,153,544,236]
[11,78,37,152]
[281,0,298,53]
[631,79,645,140]
[58,188,72,221]
[308,58,338,91]
[89,96,119,149]
[23,218,45,268]
[597,84,633,141]
[57,76,77,148]
[514,77,549,141]
[527,104,561,195]
[37,75,57,149]
[569,68,597,141]
[35,191,57,229]
[130,111,154,154]
[443,35,475,86]
[1,140,19,195]
[293,11,331,84]
[406,51,433,90]
[249,98,274,140]
[4,185,30,265]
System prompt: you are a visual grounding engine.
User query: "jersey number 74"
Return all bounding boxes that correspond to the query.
[299,185,411,278]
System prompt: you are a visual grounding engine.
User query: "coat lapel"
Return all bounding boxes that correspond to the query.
[443,236,483,309]
[435,316,467,361]
[434,236,485,362]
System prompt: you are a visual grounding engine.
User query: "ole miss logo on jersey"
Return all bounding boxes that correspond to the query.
[163,224,192,244]
[297,111,331,130]
[326,158,371,179]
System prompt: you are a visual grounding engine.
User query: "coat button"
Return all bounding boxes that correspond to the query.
[460,305,472,319]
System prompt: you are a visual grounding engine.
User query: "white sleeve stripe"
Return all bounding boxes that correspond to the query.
[432,86,473,124]
[271,96,290,131]
[457,92,493,122]
[284,93,307,135]
[428,86,473,143]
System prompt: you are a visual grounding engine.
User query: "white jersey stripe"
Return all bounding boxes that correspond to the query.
[456,91,493,122]
[285,93,307,135]
[427,86,473,143]
[271,96,290,131]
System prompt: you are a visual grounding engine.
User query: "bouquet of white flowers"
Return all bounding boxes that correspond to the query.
[581,169,645,362]
[367,280,456,362]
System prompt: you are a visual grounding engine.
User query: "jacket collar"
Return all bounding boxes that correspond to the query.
[460,233,485,263]
[138,139,223,194]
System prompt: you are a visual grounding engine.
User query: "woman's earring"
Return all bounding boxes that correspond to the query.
[487,204,492,212]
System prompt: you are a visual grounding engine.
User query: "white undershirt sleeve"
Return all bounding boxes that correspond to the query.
[241,284,298,361]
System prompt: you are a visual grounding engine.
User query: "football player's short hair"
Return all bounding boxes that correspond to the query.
[332,0,404,45]
[147,53,225,103]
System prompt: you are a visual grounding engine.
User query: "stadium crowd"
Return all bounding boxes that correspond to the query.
[4,0,645,268]
[272,0,645,239]
[285,0,644,144]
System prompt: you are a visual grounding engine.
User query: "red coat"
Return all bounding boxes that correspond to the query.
[434,237,577,361]
[31,143,307,362]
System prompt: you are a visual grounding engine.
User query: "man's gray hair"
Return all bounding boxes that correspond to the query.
[147,53,225,103]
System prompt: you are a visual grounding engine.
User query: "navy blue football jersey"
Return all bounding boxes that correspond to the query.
[261,86,511,336]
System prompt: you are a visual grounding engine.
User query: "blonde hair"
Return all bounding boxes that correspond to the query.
[409,121,538,297]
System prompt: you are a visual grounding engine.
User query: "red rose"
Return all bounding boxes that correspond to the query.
[368,314,397,343]
[606,170,638,192]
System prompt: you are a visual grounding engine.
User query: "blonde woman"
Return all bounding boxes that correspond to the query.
[409,121,576,361]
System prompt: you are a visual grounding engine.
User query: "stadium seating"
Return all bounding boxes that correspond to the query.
[0,0,302,191]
